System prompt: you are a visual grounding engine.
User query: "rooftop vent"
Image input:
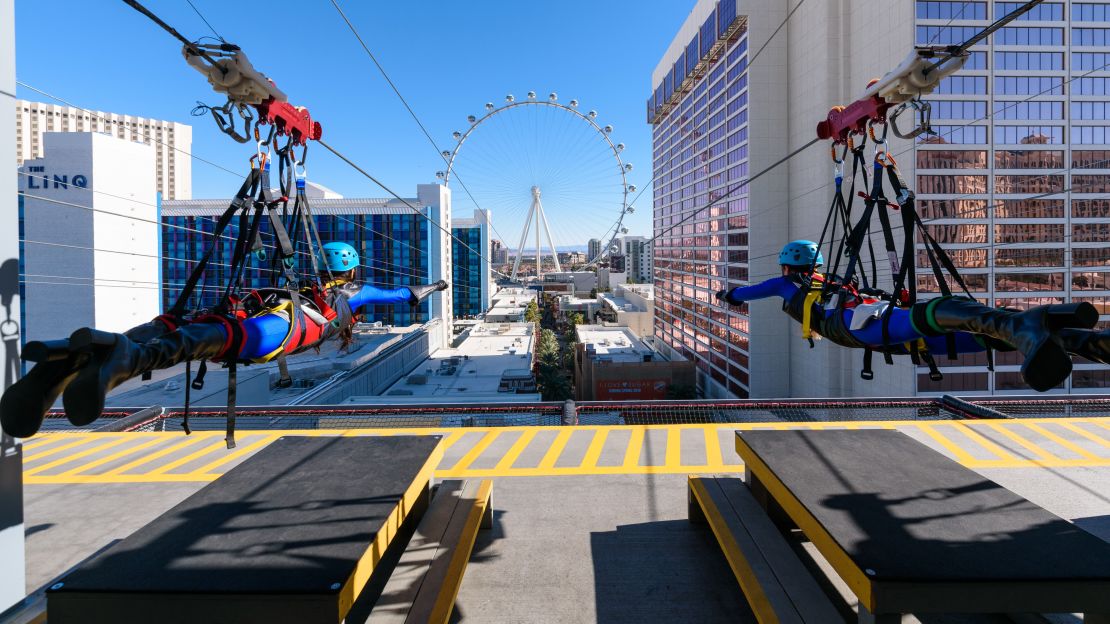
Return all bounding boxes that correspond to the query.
[387,389,414,396]
[407,374,428,385]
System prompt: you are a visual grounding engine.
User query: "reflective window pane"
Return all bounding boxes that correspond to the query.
[917,149,988,169]
[994,149,1064,168]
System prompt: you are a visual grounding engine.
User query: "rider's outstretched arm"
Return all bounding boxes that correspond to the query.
[346,285,413,310]
[717,276,800,305]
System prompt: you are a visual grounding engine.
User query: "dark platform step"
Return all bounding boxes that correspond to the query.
[47,435,443,624]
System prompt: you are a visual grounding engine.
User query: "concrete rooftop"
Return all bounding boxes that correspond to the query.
[15,414,1110,622]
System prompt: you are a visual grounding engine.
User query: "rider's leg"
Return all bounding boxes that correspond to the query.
[1057,327,1110,365]
[913,297,1096,391]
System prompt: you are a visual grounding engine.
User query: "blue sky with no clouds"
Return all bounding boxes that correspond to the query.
[14,0,694,241]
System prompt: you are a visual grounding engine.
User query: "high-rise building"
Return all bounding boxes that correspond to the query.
[587,238,602,262]
[18,132,160,343]
[618,235,653,283]
[15,100,192,199]
[652,0,1110,398]
[490,238,509,266]
[161,183,453,343]
[452,209,492,318]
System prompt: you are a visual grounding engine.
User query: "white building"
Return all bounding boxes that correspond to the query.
[15,100,192,199]
[486,287,536,323]
[598,283,655,339]
[345,321,539,405]
[18,132,160,344]
[616,235,653,283]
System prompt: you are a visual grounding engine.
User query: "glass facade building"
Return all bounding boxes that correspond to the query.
[648,0,752,397]
[161,201,435,327]
[915,0,1110,393]
[452,222,485,318]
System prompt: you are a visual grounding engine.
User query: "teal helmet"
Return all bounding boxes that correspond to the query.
[779,240,824,267]
[323,242,360,272]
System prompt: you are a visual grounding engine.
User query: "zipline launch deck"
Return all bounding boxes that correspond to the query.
[44,436,443,624]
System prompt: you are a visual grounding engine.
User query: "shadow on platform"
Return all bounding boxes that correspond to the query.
[590,519,756,624]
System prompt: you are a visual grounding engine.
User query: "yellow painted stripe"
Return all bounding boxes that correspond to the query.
[51,436,166,477]
[624,427,646,469]
[438,430,468,455]
[580,429,610,469]
[449,431,500,472]
[1021,422,1101,461]
[190,433,282,476]
[704,428,723,468]
[536,428,574,470]
[1056,421,1110,451]
[99,434,221,476]
[665,427,682,468]
[21,435,74,452]
[951,422,1016,461]
[145,436,236,476]
[24,436,133,476]
[494,429,538,471]
[983,422,1056,462]
[21,436,95,463]
[688,477,778,623]
[916,424,978,465]
[429,479,493,624]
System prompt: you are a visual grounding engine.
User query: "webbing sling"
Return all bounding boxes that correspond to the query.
[168,169,260,319]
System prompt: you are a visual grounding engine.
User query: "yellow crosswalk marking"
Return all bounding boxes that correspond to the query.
[624,427,645,469]
[665,427,682,467]
[51,436,167,477]
[100,434,221,476]
[146,436,236,476]
[983,422,1056,462]
[450,431,500,472]
[191,433,282,476]
[580,429,610,469]
[23,436,133,476]
[1056,421,1110,452]
[917,424,978,465]
[537,428,574,470]
[22,436,95,463]
[494,430,538,471]
[1021,422,1101,461]
[952,422,1016,460]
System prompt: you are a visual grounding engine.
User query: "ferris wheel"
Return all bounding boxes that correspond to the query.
[436,92,636,281]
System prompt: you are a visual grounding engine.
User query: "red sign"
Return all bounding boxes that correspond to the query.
[596,379,668,400]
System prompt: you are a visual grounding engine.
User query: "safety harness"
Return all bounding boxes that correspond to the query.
[807,120,980,382]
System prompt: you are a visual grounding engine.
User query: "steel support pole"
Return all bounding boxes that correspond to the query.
[0,0,27,609]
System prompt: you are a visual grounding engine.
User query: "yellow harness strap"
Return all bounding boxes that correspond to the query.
[800,273,825,341]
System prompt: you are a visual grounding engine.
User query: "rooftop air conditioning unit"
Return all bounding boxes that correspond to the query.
[407,374,428,385]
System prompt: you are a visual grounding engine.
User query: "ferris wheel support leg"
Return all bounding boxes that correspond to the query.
[537,195,562,273]
[511,201,536,282]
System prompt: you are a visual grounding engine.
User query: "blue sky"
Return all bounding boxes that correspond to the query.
[15,0,693,242]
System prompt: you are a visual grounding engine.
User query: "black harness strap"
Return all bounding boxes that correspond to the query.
[168,169,260,319]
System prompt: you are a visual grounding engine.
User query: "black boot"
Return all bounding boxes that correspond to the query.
[920,297,1097,391]
[0,340,87,438]
[62,324,230,427]
[1057,328,1110,365]
[123,317,174,344]
[407,280,449,304]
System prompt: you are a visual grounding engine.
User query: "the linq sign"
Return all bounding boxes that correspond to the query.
[24,165,87,190]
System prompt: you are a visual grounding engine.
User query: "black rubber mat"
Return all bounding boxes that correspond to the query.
[48,435,440,623]
[735,429,1110,583]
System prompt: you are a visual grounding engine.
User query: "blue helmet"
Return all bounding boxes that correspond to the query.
[779,240,824,267]
[323,242,360,272]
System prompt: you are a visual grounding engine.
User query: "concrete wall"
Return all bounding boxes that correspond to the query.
[19,133,159,342]
[781,0,916,398]
[0,0,25,608]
